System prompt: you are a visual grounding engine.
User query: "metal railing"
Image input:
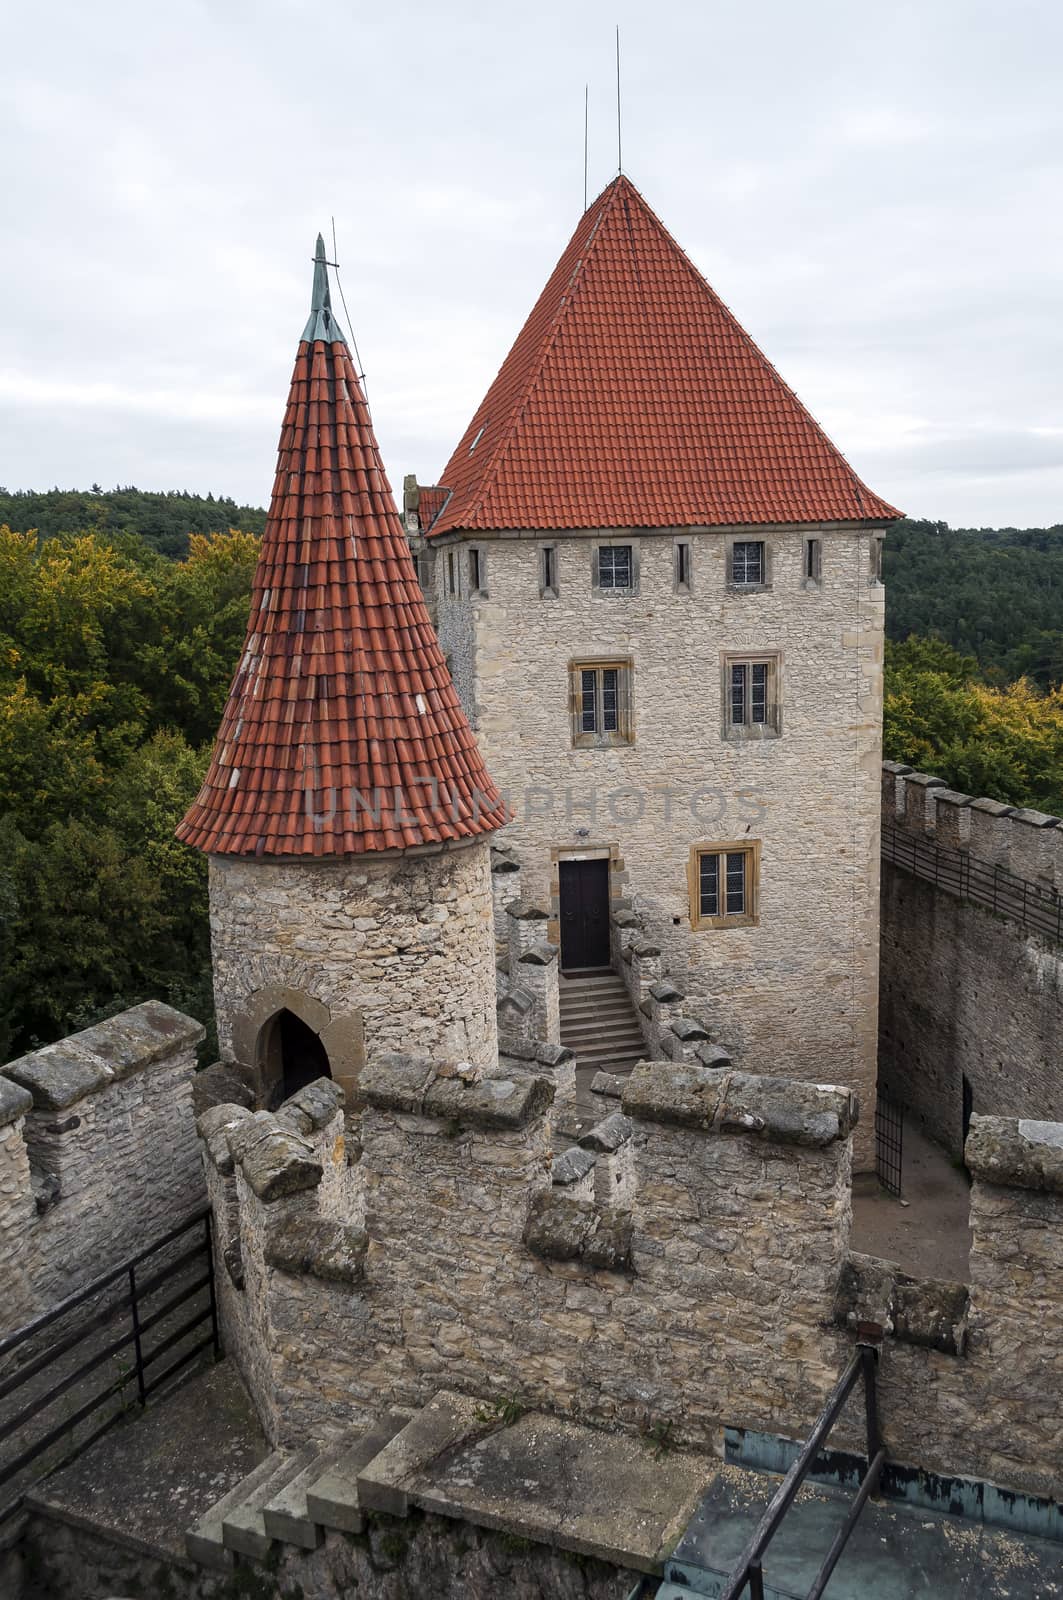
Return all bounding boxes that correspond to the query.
[720,1345,885,1600]
[0,1206,219,1524]
[882,823,1062,945]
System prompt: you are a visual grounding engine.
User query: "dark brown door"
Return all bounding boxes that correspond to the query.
[559,859,610,971]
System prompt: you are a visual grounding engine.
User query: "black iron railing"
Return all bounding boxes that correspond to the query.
[875,1090,904,1197]
[719,1345,885,1600]
[0,1206,219,1523]
[882,823,1062,945]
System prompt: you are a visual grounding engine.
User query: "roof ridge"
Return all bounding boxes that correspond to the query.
[448,181,623,533]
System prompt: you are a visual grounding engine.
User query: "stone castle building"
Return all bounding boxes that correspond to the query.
[407,176,899,1164]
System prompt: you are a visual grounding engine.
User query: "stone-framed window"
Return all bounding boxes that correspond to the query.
[870,535,885,585]
[721,651,781,740]
[804,537,822,587]
[726,537,771,592]
[674,537,692,592]
[446,549,458,596]
[570,658,634,747]
[592,542,639,594]
[540,543,559,598]
[688,841,760,929]
[467,545,487,598]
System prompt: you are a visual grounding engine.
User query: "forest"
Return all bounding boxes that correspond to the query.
[0,494,1060,1063]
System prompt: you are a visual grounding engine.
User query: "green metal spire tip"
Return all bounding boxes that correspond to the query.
[302,232,348,345]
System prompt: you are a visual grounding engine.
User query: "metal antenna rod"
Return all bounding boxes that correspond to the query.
[616,25,622,174]
[584,84,589,210]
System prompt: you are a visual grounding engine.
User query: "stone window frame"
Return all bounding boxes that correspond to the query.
[446,548,459,597]
[674,536,693,593]
[688,840,760,930]
[569,657,635,748]
[725,535,772,593]
[591,540,640,596]
[720,649,783,741]
[467,544,488,598]
[870,535,885,586]
[540,543,559,598]
[804,536,823,589]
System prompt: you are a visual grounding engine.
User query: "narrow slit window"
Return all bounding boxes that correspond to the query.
[805,538,822,582]
[541,544,557,595]
[468,547,483,595]
[446,550,457,595]
[675,540,691,588]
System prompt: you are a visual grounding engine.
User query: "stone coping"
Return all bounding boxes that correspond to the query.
[265,1215,367,1283]
[0,1075,33,1129]
[834,1251,969,1356]
[2,1002,204,1111]
[361,1051,554,1130]
[965,1114,1063,1194]
[622,1062,856,1145]
[227,1112,323,1201]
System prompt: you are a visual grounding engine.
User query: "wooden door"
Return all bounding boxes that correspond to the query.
[558,858,611,971]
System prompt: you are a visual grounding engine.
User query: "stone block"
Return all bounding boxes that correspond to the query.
[965,1115,1063,1194]
[623,1062,855,1145]
[579,1113,634,1154]
[3,1043,112,1111]
[265,1216,367,1284]
[0,1077,32,1129]
[523,1190,633,1271]
[197,1102,253,1174]
[229,1113,323,1201]
[275,1077,346,1135]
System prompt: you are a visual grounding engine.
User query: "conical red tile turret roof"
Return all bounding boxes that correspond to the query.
[429,176,900,535]
[177,238,507,858]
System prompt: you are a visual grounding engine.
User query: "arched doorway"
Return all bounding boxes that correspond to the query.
[260,1008,332,1109]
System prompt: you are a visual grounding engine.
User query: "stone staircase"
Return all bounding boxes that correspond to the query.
[559,969,647,1079]
[186,1406,413,1571]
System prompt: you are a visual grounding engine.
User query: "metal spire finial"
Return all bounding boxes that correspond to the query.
[302,232,348,344]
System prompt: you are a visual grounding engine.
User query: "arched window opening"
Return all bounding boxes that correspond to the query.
[261,1008,332,1109]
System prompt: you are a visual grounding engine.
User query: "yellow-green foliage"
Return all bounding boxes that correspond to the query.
[884,636,1063,814]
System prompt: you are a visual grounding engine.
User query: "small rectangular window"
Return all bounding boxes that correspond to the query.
[596,545,633,590]
[805,538,822,583]
[723,654,780,737]
[730,540,765,586]
[675,539,691,590]
[690,843,759,929]
[541,544,558,596]
[870,536,884,583]
[446,550,457,595]
[571,659,634,746]
[468,547,482,594]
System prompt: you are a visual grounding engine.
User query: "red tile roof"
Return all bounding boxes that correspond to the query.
[177,257,507,858]
[414,485,450,534]
[431,176,900,535]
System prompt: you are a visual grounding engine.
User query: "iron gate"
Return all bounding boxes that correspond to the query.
[875,1090,903,1196]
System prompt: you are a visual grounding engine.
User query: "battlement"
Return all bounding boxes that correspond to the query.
[882,761,1062,891]
[196,1050,1063,1503]
[0,1003,205,1330]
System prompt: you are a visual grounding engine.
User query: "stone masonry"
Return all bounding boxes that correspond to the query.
[196,1048,1063,1504]
[879,765,1063,1153]
[209,837,499,1103]
[433,526,884,1168]
[0,1002,205,1331]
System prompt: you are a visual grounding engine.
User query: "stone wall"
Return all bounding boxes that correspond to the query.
[208,836,499,1101]
[0,1002,205,1331]
[202,1057,1063,1503]
[879,765,1063,1153]
[434,525,884,1169]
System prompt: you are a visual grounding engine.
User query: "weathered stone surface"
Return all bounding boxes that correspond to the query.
[523,1190,633,1271]
[518,940,559,967]
[694,1041,732,1068]
[0,1075,32,1128]
[892,1274,969,1356]
[197,1102,253,1174]
[192,1060,254,1118]
[228,1112,322,1200]
[275,1077,346,1135]
[671,1017,710,1042]
[357,1391,483,1517]
[265,1216,367,1283]
[3,1044,112,1110]
[505,900,549,921]
[579,1113,634,1153]
[424,1072,554,1131]
[359,1053,437,1115]
[834,1251,896,1334]
[623,1062,854,1145]
[649,980,682,1003]
[68,1001,205,1079]
[590,1070,626,1098]
[497,985,533,1015]
[965,1115,1063,1194]
[552,1147,596,1186]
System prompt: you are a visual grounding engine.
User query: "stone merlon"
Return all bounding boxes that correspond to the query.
[227,1111,323,1201]
[2,1001,204,1111]
[0,1075,33,1129]
[965,1115,1063,1194]
[361,1052,554,1130]
[622,1063,857,1146]
[196,1102,254,1175]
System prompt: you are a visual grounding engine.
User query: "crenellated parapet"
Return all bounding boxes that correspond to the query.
[882,761,1062,892]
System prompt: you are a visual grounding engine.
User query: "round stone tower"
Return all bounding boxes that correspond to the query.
[177,239,507,1108]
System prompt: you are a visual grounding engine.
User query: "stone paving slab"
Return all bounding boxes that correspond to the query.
[390,1392,711,1576]
[25,1359,266,1565]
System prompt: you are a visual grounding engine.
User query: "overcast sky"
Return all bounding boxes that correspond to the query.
[3,0,1061,528]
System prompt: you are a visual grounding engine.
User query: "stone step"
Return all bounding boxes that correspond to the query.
[185,1449,289,1572]
[559,1000,639,1021]
[559,980,628,996]
[570,1043,647,1064]
[262,1443,345,1550]
[305,1408,416,1535]
[561,1017,645,1039]
[222,1448,314,1561]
